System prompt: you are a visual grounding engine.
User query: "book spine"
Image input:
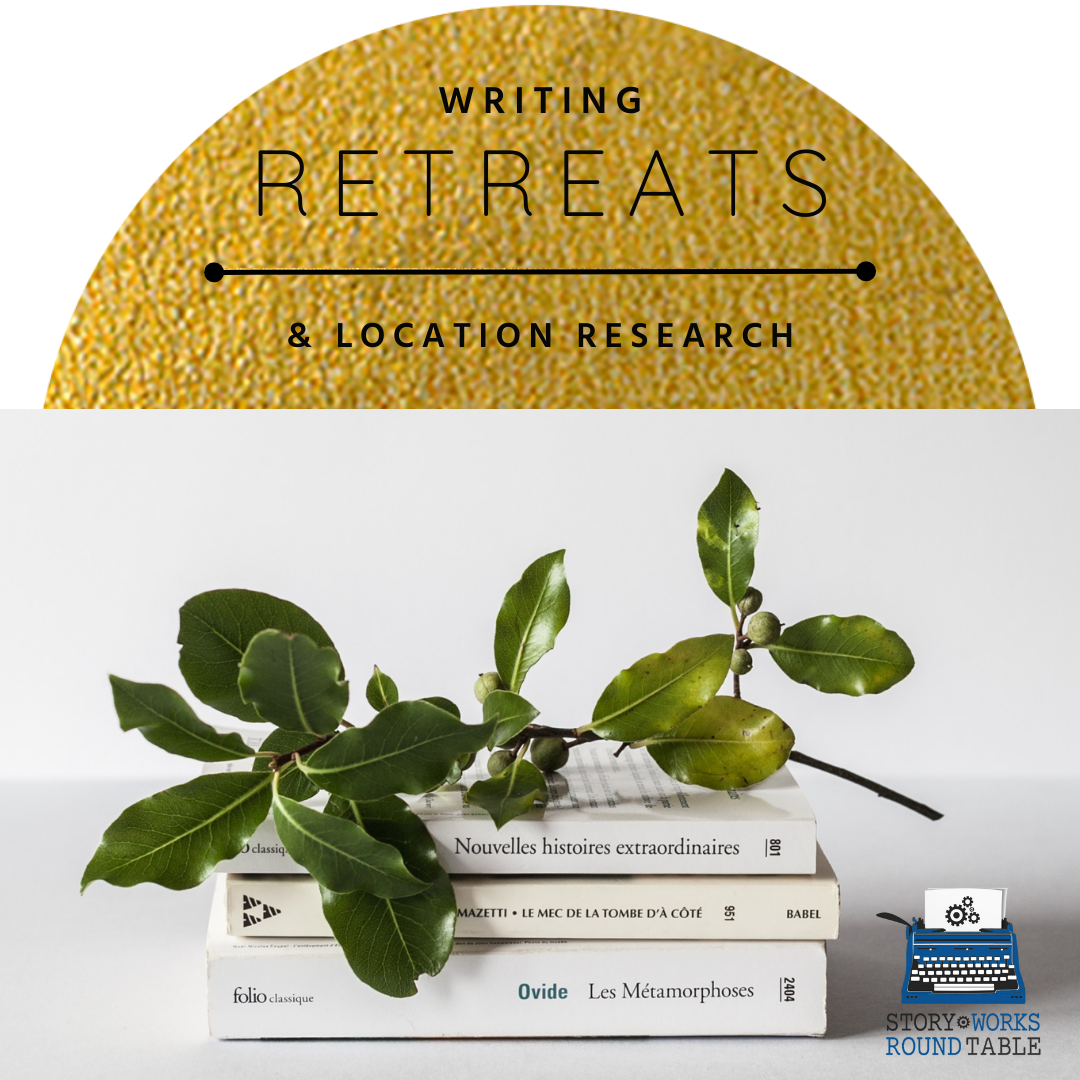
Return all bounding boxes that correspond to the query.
[425,815,817,874]
[226,872,840,940]
[209,939,827,1038]
[216,815,817,875]
[217,817,301,873]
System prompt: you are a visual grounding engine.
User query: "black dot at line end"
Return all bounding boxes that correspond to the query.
[856,260,876,282]
[204,262,224,282]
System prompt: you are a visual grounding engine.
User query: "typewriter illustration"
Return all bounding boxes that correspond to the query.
[877,902,1026,1005]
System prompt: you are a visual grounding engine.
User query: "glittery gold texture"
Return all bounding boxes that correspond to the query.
[47,6,1031,407]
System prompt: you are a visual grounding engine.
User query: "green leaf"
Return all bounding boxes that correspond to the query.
[237,629,348,734]
[178,589,337,723]
[81,772,272,892]
[320,877,456,998]
[365,666,399,710]
[465,756,548,829]
[642,696,794,789]
[440,759,464,787]
[438,751,476,788]
[321,796,455,998]
[697,469,760,619]
[251,729,319,801]
[584,634,734,742]
[324,794,440,867]
[494,550,571,692]
[272,788,427,897]
[298,700,495,801]
[421,696,460,718]
[768,614,915,695]
[482,689,540,749]
[109,675,254,761]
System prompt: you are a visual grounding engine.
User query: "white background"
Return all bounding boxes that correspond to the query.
[2,409,1077,782]
[2,0,1078,407]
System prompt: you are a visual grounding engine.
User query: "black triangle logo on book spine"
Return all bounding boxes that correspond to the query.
[239,894,281,927]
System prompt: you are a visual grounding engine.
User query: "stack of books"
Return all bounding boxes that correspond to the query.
[207,742,837,1037]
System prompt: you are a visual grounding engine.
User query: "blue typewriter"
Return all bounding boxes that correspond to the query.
[877,912,1025,1004]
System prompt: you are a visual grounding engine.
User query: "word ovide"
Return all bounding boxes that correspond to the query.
[518,982,569,1000]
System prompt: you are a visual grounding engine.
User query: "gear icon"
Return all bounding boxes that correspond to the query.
[958,1016,970,1029]
[967,911,981,925]
[962,896,975,908]
[945,904,968,926]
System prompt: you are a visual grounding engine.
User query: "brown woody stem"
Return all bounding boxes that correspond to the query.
[269,732,335,771]
[535,724,602,742]
[787,750,944,820]
[516,728,943,820]
[732,611,748,699]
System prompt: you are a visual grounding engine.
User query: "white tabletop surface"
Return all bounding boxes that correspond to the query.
[4,766,1077,1079]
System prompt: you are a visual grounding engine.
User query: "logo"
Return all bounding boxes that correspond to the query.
[944,896,980,928]
[242,893,281,928]
[233,986,314,1005]
[884,1012,1042,1057]
[877,886,1024,1006]
[875,886,1045,1059]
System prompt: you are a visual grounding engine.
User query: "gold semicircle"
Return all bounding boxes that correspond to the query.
[47,6,1031,408]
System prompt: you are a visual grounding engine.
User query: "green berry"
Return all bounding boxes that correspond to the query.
[738,587,763,616]
[473,672,505,703]
[731,648,753,675]
[530,737,570,773]
[747,611,781,646]
[487,750,515,776]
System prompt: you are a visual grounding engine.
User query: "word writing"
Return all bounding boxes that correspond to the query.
[439,85,641,115]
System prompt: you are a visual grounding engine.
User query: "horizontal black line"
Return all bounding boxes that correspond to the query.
[204,261,877,282]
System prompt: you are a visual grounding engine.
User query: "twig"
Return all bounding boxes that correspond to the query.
[531,724,602,742]
[490,721,944,821]
[732,610,749,699]
[787,750,943,820]
[269,732,335,771]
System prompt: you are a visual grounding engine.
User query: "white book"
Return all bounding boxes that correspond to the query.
[212,741,817,875]
[207,878,827,1037]
[226,845,839,939]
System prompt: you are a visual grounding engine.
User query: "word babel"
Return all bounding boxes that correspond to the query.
[257,148,827,219]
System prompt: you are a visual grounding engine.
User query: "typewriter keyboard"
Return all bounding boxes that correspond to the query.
[907,953,1019,992]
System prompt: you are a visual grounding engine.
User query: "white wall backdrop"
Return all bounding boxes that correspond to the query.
[3,0,1078,406]
[1,409,1076,780]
